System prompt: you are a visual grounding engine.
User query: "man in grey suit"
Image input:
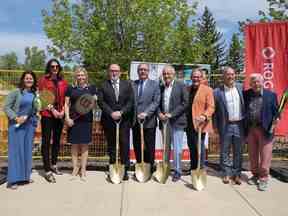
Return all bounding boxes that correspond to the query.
[213,66,245,185]
[158,65,188,182]
[132,63,161,172]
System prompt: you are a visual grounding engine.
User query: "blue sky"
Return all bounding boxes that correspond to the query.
[0,0,269,63]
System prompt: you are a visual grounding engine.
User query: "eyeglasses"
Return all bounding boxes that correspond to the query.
[139,68,148,71]
[50,65,59,69]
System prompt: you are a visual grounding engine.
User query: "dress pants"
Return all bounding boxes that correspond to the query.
[132,123,156,166]
[41,117,64,172]
[104,121,130,170]
[247,127,273,181]
[186,126,206,170]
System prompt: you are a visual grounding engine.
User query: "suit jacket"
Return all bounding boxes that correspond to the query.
[243,88,278,138]
[159,80,188,129]
[187,84,215,133]
[213,83,245,137]
[98,79,134,128]
[133,79,160,128]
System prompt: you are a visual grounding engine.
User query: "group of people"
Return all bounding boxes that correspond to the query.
[3,59,280,192]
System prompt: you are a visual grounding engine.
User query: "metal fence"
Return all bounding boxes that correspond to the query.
[0,70,287,161]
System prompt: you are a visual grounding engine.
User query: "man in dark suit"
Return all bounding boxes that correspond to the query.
[98,64,134,180]
[132,63,160,172]
[244,73,278,191]
[213,66,245,185]
[158,65,188,182]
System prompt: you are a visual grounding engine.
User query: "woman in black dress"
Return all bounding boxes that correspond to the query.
[64,67,97,181]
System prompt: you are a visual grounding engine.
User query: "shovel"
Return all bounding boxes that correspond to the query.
[109,120,125,184]
[154,120,170,184]
[135,118,151,182]
[191,126,207,191]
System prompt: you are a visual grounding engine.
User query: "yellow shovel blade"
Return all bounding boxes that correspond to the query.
[153,162,170,184]
[109,164,125,184]
[191,169,207,191]
[135,163,151,183]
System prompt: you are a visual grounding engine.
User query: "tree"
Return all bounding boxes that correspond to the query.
[24,46,46,71]
[239,0,288,30]
[167,0,202,64]
[259,0,288,21]
[42,0,199,72]
[63,64,72,71]
[225,33,243,73]
[196,6,226,72]
[0,52,19,70]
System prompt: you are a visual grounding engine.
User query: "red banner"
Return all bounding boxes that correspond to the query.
[245,22,288,136]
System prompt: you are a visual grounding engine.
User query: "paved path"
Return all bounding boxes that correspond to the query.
[0,170,287,216]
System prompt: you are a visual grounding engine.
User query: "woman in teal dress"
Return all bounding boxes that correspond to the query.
[4,71,39,189]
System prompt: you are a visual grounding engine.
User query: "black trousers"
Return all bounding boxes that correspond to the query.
[132,123,156,166]
[103,122,130,169]
[186,126,206,170]
[41,117,64,172]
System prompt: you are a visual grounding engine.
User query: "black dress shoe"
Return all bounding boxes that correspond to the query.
[172,172,181,182]
[51,166,63,175]
[150,164,156,173]
[123,172,129,181]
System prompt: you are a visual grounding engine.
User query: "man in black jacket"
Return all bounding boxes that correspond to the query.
[98,64,134,180]
[158,65,188,182]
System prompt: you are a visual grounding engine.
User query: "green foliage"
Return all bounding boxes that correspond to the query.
[196,6,226,72]
[24,46,46,71]
[42,0,200,72]
[0,52,20,70]
[239,0,288,30]
[259,0,288,21]
[225,33,243,73]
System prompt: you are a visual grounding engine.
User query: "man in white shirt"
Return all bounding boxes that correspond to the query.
[158,65,188,182]
[213,66,245,185]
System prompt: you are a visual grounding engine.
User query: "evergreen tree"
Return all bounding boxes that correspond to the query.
[197,6,226,72]
[226,33,243,73]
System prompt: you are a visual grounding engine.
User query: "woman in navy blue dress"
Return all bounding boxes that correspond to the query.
[4,71,39,189]
[65,67,97,181]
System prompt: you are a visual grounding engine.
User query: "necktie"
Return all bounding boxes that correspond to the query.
[138,80,144,98]
[112,80,119,101]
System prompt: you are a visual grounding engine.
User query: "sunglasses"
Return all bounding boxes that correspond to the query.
[50,65,59,69]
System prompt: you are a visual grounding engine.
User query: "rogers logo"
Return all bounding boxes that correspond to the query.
[262,47,276,59]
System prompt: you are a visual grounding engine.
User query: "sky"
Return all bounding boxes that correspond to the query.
[0,0,269,63]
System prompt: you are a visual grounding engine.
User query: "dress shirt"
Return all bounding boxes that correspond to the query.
[163,80,174,112]
[224,85,242,121]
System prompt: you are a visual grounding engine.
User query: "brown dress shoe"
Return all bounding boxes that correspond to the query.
[222,176,230,184]
[232,176,242,185]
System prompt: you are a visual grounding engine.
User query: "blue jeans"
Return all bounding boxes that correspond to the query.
[169,126,184,174]
[220,122,244,177]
